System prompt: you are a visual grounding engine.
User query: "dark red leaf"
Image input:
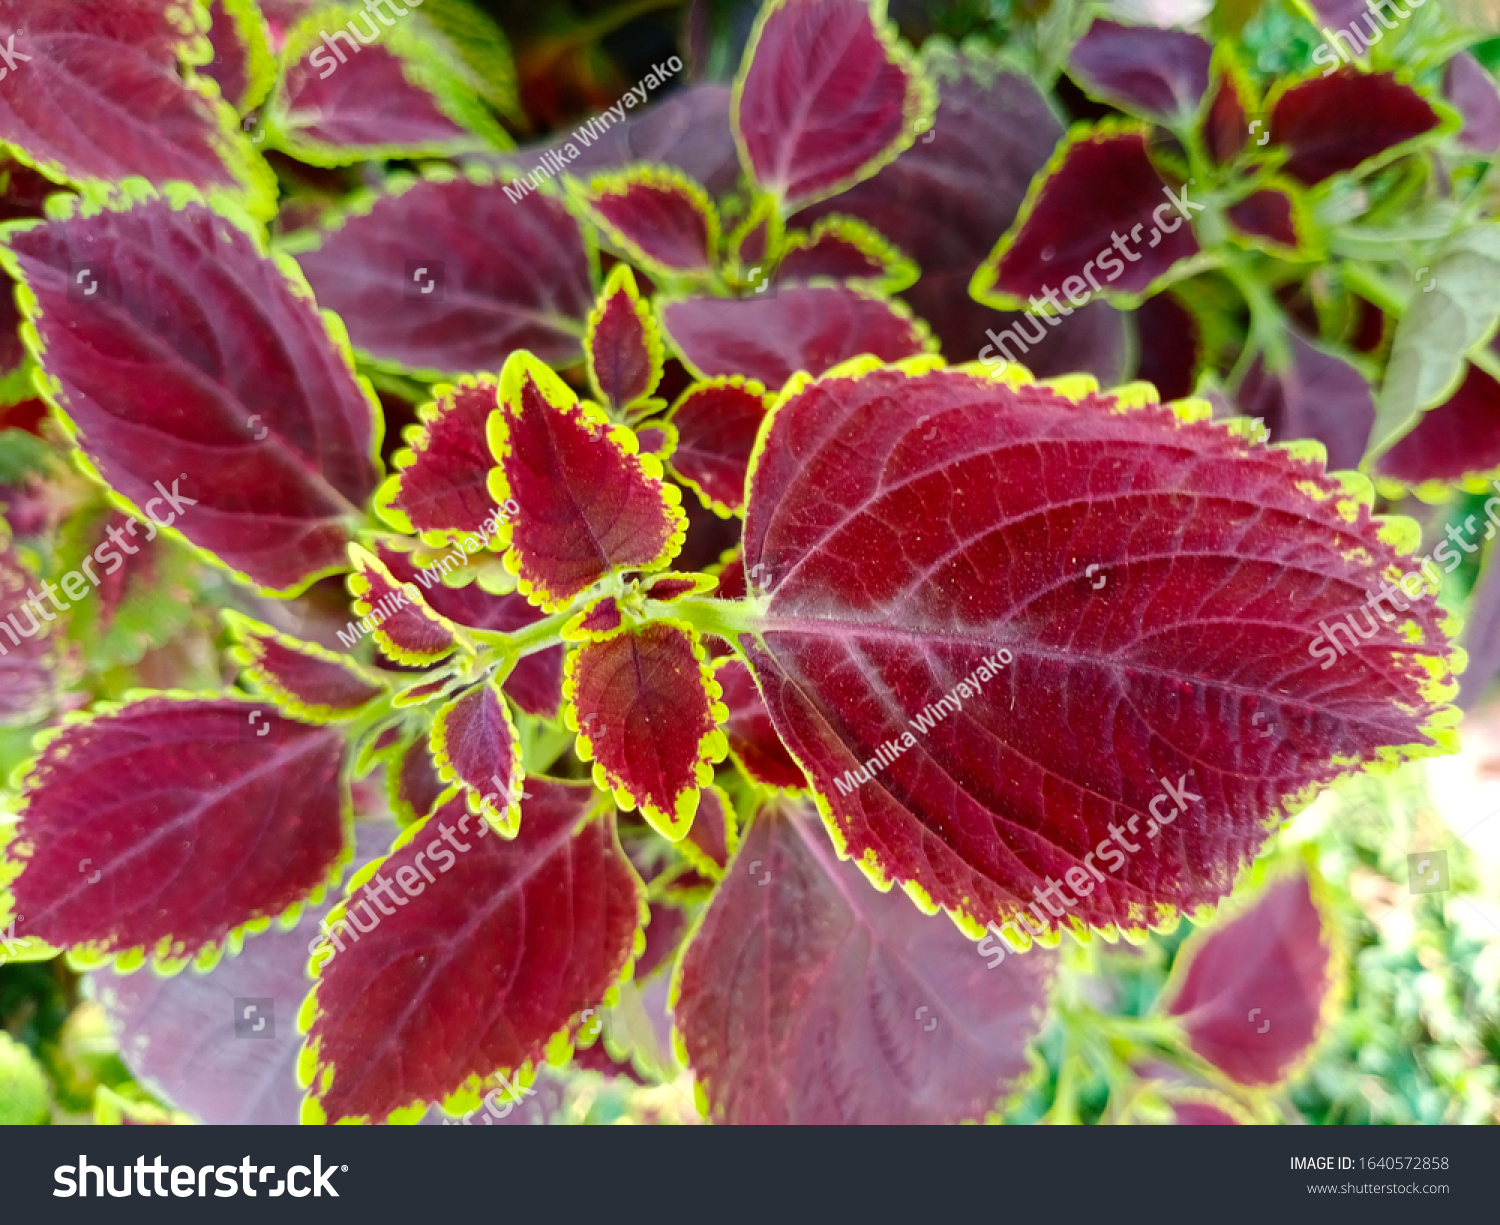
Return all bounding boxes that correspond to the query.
[643,573,707,603]
[667,378,771,515]
[377,377,502,544]
[1164,868,1336,1086]
[585,265,664,412]
[566,621,727,841]
[226,610,385,721]
[488,353,686,611]
[1226,187,1307,254]
[1238,329,1374,472]
[714,657,805,791]
[777,217,915,288]
[1201,68,1250,165]
[1068,19,1211,123]
[1130,292,1199,402]
[5,197,381,593]
[0,0,266,204]
[1270,69,1446,186]
[734,0,928,209]
[570,168,717,275]
[1375,362,1500,487]
[303,783,645,1123]
[739,364,1459,938]
[348,546,467,666]
[671,799,1057,1123]
[659,286,933,388]
[680,785,736,878]
[431,679,523,834]
[565,595,624,641]
[204,0,273,114]
[294,178,594,377]
[391,731,446,825]
[5,697,349,965]
[971,128,1202,310]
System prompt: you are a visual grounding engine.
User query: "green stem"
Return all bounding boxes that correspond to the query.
[667,597,762,646]
[1223,256,1290,390]
[1340,261,1408,318]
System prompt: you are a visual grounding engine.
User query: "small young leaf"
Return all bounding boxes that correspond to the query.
[970,127,1202,311]
[2,195,382,594]
[776,216,917,290]
[658,286,933,388]
[4,697,350,967]
[348,545,469,666]
[569,167,718,276]
[667,377,771,515]
[679,785,737,879]
[733,0,931,209]
[565,621,728,841]
[1225,185,1314,258]
[225,610,386,723]
[293,175,594,378]
[390,731,446,826]
[301,783,645,1124]
[487,352,686,611]
[1067,19,1212,124]
[1163,867,1338,1086]
[430,680,523,835]
[671,799,1057,1124]
[584,265,665,412]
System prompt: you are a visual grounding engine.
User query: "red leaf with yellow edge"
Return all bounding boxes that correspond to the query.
[225,610,386,722]
[565,621,727,841]
[739,362,1461,939]
[486,352,686,612]
[301,783,645,1124]
[585,265,664,412]
[348,545,470,667]
[569,167,718,276]
[1163,866,1338,1086]
[3,697,349,969]
[679,785,737,878]
[671,799,1057,1124]
[777,216,917,290]
[390,731,445,826]
[667,377,771,515]
[734,0,931,210]
[658,286,934,388]
[1375,362,1500,488]
[714,658,805,792]
[563,595,625,642]
[376,377,504,545]
[430,679,524,835]
[205,0,275,114]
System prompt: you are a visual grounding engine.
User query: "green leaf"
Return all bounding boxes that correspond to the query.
[1370,223,1500,459]
[0,1032,50,1124]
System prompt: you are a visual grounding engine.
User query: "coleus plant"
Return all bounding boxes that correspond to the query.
[0,0,1488,1125]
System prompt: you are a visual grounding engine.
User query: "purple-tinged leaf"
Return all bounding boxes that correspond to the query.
[636,421,676,459]
[679,785,736,878]
[376,377,502,544]
[1068,19,1211,124]
[431,680,523,835]
[739,363,1460,938]
[3,196,381,594]
[1446,53,1500,154]
[569,167,718,276]
[0,0,270,208]
[585,265,664,413]
[390,731,446,825]
[376,543,563,719]
[659,286,934,388]
[971,128,1202,310]
[3,697,350,967]
[204,0,275,115]
[566,621,727,841]
[1375,363,1500,488]
[266,4,499,165]
[1226,186,1312,256]
[487,353,686,612]
[1164,868,1338,1086]
[970,300,1129,386]
[1269,69,1448,186]
[777,216,917,289]
[671,799,1056,1124]
[667,377,771,515]
[1201,60,1252,165]
[714,658,805,792]
[1238,329,1374,472]
[293,176,594,378]
[89,819,396,1125]
[0,540,53,725]
[302,783,645,1124]
[1130,291,1199,401]
[1456,547,1500,712]
[734,0,931,209]
[348,545,468,667]
[225,610,385,722]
